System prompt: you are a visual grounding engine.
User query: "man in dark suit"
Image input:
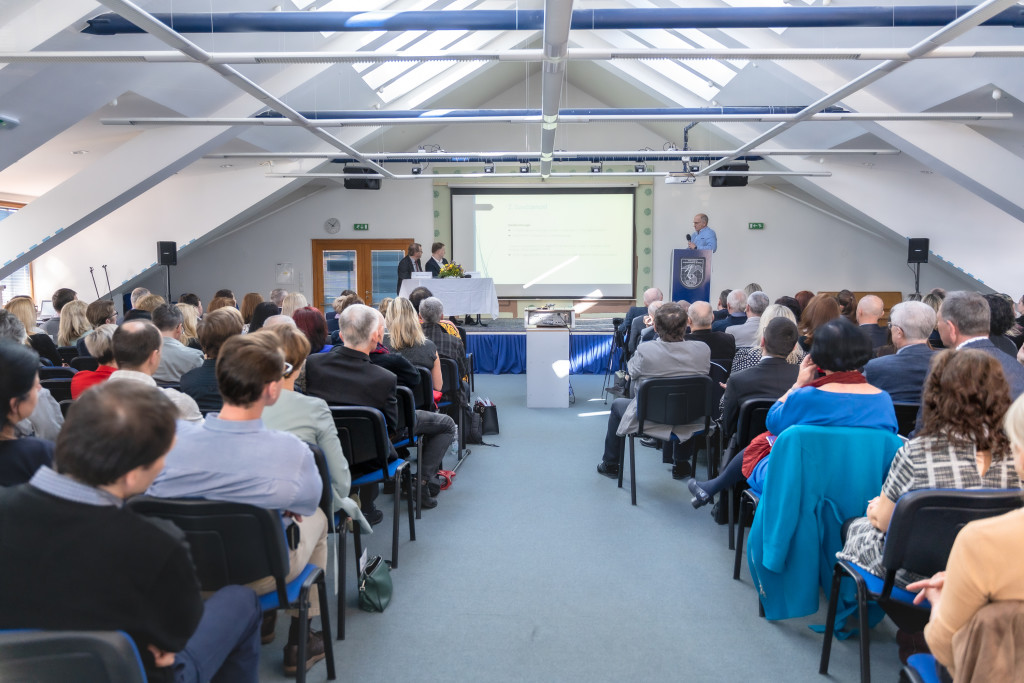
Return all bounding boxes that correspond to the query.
[396,242,423,295]
[936,291,1024,398]
[687,317,800,508]
[863,301,936,403]
[856,294,889,351]
[618,287,663,349]
[424,241,449,277]
[306,304,400,521]
[684,301,736,362]
[711,289,747,332]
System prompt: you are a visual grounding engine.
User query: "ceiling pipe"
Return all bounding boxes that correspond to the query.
[83,7,1024,34]
[96,0,393,179]
[701,0,1020,177]
[205,149,900,160]
[7,46,1024,63]
[322,154,767,164]
[252,106,845,119]
[539,0,574,178]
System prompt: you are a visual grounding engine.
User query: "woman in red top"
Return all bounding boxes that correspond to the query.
[69,324,117,399]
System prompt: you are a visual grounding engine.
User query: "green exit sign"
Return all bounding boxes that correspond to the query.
[748,222,765,230]
[353,223,369,231]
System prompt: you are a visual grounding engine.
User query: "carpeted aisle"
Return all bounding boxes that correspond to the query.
[259,374,902,682]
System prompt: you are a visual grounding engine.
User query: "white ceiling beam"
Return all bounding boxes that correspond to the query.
[205,149,900,160]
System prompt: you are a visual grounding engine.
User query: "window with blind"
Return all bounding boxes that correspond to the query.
[0,203,32,305]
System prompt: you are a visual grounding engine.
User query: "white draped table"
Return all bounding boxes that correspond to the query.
[398,277,499,318]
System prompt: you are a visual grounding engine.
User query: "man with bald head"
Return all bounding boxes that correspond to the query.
[619,287,663,349]
[856,294,888,350]
[685,301,736,361]
[862,301,935,403]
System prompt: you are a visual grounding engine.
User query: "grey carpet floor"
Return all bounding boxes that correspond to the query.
[259,374,903,682]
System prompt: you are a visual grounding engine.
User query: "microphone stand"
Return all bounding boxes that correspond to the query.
[102,265,113,301]
[89,267,101,299]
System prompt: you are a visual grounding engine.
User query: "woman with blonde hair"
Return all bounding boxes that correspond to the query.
[280,292,308,318]
[907,385,1024,676]
[4,298,61,366]
[384,298,442,391]
[729,303,803,375]
[175,302,202,350]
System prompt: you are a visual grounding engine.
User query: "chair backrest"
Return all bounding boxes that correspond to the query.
[454,325,468,347]
[0,630,146,683]
[734,398,777,448]
[393,386,418,445]
[57,346,79,364]
[414,366,435,410]
[439,357,460,402]
[127,497,290,608]
[892,402,921,438]
[330,406,393,475]
[40,378,73,402]
[39,366,76,380]
[635,376,713,436]
[70,356,100,372]
[881,489,1024,592]
[59,400,73,418]
[306,442,334,521]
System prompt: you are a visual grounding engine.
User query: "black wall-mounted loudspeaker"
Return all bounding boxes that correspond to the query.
[710,163,749,187]
[157,241,177,266]
[343,166,382,190]
[908,238,929,264]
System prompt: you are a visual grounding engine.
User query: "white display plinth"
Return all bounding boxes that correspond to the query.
[526,328,570,408]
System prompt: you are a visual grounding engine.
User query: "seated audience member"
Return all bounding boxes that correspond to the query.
[0,342,53,485]
[213,288,235,304]
[840,350,1018,587]
[178,292,203,317]
[76,299,118,357]
[728,304,803,376]
[922,289,946,349]
[862,301,935,403]
[597,302,711,480]
[129,286,150,309]
[179,309,243,414]
[409,287,460,338]
[713,288,732,322]
[744,318,898,495]
[206,296,234,314]
[4,297,62,366]
[148,333,328,674]
[42,287,77,339]
[134,293,166,313]
[983,292,1018,357]
[419,296,470,382]
[108,321,203,423]
[151,303,204,384]
[248,301,281,333]
[631,300,666,354]
[938,291,1024,399]
[239,292,263,333]
[743,283,764,297]
[260,326,365,529]
[798,292,842,352]
[376,297,393,320]
[685,303,735,361]
[70,324,118,399]
[726,291,769,348]
[775,296,802,322]
[711,289,747,332]
[175,302,202,351]
[269,287,288,312]
[123,308,152,322]
[688,318,800,508]
[836,289,858,324]
[293,306,331,354]
[856,294,889,350]
[0,312,62,441]
[0,381,261,681]
[906,392,1024,678]
[281,292,308,318]
[619,287,663,346]
[793,290,814,318]
[306,304,405,519]
[264,314,297,329]
[56,300,90,347]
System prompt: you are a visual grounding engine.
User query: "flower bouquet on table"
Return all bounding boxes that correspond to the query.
[438,262,464,278]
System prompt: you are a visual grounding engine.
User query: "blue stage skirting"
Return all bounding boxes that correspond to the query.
[467,333,621,375]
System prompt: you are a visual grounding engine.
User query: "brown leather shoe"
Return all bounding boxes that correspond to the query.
[260,611,277,645]
[283,629,326,676]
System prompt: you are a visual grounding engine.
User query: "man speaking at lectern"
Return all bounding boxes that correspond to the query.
[687,213,718,253]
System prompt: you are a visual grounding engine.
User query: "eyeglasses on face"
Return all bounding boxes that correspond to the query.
[282,361,294,378]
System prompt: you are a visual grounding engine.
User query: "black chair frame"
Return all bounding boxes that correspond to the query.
[720,398,775,550]
[437,357,466,466]
[40,378,73,403]
[39,366,76,380]
[0,630,146,683]
[392,386,423,518]
[819,488,1024,683]
[617,375,714,506]
[893,402,921,438]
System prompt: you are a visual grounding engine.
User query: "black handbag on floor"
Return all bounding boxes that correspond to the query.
[474,399,499,435]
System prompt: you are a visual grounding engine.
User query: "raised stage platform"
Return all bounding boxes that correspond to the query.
[462,317,621,375]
